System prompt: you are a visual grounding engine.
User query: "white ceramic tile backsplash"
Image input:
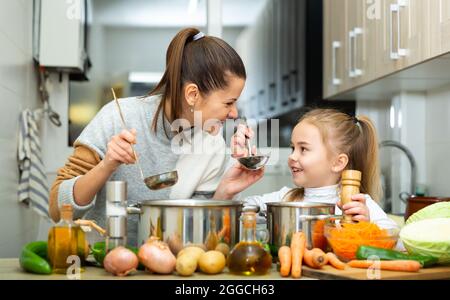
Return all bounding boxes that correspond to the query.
[425,142,450,196]
[425,84,450,197]
[357,86,450,213]
[0,0,41,258]
[426,85,450,144]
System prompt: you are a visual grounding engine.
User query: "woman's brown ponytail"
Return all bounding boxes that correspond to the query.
[149,28,246,137]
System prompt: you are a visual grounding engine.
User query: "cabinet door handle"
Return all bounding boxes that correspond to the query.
[397,0,407,57]
[390,3,399,60]
[332,41,342,85]
[353,27,363,77]
[349,30,355,77]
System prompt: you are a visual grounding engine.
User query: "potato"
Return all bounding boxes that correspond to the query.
[177,246,205,260]
[176,254,197,276]
[183,243,207,251]
[215,243,230,257]
[198,251,226,274]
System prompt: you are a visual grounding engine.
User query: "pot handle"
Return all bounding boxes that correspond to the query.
[297,214,342,222]
[127,203,142,215]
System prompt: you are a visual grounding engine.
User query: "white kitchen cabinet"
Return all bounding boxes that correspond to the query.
[378,0,429,75]
[323,0,443,100]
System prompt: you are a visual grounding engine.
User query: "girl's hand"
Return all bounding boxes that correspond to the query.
[102,128,137,172]
[337,194,370,222]
[231,124,256,158]
[214,163,264,200]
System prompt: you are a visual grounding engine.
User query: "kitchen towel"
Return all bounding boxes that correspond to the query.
[17,109,50,219]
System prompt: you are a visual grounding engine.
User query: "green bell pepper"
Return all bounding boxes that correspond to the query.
[19,241,52,275]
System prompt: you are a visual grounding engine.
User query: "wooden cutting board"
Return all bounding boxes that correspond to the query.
[302,265,450,280]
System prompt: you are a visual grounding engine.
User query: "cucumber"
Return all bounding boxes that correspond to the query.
[19,241,52,275]
[356,245,438,268]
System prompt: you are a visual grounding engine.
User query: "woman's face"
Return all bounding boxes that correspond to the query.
[288,121,341,188]
[186,74,245,133]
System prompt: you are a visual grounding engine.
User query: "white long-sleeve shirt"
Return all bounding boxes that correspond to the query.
[243,184,399,230]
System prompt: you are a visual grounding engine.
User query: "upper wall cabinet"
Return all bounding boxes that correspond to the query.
[324,0,450,100]
[429,0,450,58]
[236,0,305,119]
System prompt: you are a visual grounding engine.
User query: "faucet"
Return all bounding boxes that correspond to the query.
[379,140,417,204]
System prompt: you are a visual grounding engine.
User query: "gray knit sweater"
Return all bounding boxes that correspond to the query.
[57,95,229,246]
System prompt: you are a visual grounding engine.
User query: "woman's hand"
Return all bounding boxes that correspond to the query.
[231,124,256,158]
[214,163,264,200]
[337,194,370,222]
[102,128,137,172]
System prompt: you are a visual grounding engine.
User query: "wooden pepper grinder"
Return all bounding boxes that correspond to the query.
[340,170,362,223]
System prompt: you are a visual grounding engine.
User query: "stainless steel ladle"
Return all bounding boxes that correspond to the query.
[111,88,178,190]
[236,118,270,171]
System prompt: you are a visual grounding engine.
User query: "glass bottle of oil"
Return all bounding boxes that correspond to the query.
[227,211,272,275]
[48,204,86,274]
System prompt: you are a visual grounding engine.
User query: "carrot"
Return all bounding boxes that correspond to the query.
[326,221,396,261]
[290,231,306,278]
[348,260,421,272]
[326,252,346,270]
[217,209,231,243]
[312,220,327,250]
[303,248,327,269]
[278,246,292,277]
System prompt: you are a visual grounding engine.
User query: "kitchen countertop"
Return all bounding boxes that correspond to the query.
[0,259,316,280]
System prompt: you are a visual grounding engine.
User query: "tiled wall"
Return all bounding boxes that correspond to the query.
[0,0,41,257]
[425,84,450,197]
[356,88,450,214]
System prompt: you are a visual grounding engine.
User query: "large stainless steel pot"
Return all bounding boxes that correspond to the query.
[127,199,242,254]
[266,202,340,254]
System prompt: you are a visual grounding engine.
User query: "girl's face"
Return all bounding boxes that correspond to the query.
[288,121,341,188]
[184,74,245,133]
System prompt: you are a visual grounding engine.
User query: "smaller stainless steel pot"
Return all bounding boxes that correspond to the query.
[266,202,341,253]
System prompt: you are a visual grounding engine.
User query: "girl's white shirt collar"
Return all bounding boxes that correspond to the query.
[303,184,340,203]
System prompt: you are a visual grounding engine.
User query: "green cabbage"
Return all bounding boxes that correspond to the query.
[406,202,450,225]
[400,218,450,264]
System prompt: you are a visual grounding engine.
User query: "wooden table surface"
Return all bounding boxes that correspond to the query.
[0,258,314,280]
[2,258,448,280]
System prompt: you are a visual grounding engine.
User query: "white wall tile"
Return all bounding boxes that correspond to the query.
[425,142,450,197]
[426,85,450,144]
[0,0,42,258]
[0,0,28,54]
[0,85,21,140]
[0,139,40,257]
[0,32,28,96]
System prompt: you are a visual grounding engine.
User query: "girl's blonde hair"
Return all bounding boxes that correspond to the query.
[283,108,382,203]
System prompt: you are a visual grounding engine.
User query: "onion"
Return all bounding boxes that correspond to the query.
[138,237,176,274]
[103,246,139,276]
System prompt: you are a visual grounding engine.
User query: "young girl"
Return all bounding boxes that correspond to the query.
[230,108,398,230]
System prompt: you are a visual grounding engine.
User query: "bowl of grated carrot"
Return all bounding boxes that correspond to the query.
[324,221,399,262]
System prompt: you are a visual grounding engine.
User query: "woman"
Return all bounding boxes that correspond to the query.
[49,28,264,246]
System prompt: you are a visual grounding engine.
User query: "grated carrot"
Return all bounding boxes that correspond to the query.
[326,221,396,261]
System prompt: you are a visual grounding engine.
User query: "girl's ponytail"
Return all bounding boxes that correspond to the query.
[349,116,382,202]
